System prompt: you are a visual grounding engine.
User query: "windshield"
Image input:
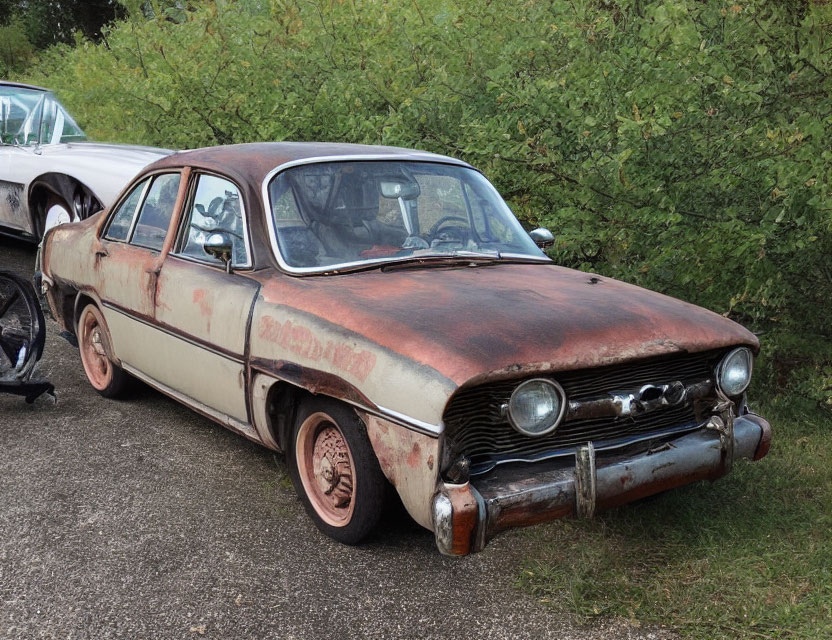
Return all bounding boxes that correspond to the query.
[0,87,86,146]
[268,161,547,271]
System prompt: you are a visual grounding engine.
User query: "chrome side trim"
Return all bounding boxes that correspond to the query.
[251,366,443,437]
[122,363,260,441]
[101,301,245,364]
[367,403,443,437]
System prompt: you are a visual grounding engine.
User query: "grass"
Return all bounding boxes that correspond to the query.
[516,393,832,639]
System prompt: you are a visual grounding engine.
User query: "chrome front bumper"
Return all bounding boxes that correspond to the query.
[432,413,771,556]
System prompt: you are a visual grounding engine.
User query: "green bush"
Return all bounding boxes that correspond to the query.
[25,0,832,402]
[0,17,35,76]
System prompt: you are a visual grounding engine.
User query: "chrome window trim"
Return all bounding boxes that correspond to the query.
[123,178,153,243]
[172,170,254,270]
[128,172,184,252]
[101,169,172,243]
[260,154,552,276]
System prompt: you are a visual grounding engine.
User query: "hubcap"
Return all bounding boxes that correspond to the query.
[79,309,112,390]
[297,414,356,527]
[43,204,72,235]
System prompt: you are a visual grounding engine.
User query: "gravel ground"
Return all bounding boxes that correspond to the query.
[0,236,676,639]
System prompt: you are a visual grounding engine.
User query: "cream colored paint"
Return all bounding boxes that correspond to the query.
[363,414,440,530]
[102,306,249,422]
[155,257,255,354]
[251,373,281,450]
[249,303,456,430]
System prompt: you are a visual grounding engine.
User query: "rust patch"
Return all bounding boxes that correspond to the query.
[445,484,479,556]
[252,261,759,391]
[363,415,440,530]
[258,316,376,382]
[192,288,213,317]
[407,442,422,469]
[250,358,373,408]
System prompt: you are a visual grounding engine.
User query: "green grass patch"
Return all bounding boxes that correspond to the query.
[517,395,832,639]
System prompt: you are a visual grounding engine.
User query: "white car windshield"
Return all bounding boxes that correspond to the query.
[0,86,86,146]
[267,160,548,272]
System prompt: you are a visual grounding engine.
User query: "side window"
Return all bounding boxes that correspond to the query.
[56,105,85,142]
[180,175,249,267]
[105,178,149,242]
[131,173,181,251]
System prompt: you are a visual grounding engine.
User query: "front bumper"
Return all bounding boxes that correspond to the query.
[432,412,771,556]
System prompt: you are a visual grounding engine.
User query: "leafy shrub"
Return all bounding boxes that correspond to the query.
[25,0,832,402]
[0,17,35,76]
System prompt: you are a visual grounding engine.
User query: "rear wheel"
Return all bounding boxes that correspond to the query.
[288,397,386,544]
[76,304,127,398]
[43,202,73,235]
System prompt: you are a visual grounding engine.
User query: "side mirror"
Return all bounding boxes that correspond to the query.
[204,232,233,273]
[529,227,555,249]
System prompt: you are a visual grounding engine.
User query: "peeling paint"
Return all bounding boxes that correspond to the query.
[258,316,376,382]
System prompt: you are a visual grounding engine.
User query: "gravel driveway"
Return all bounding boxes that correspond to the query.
[0,236,674,639]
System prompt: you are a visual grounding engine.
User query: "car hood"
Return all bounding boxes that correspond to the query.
[53,142,173,166]
[261,262,759,388]
[35,142,174,206]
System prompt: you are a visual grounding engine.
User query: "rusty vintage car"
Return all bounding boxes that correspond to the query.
[39,143,771,555]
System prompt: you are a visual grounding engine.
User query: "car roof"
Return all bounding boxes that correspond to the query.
[0,80,49,92]
[145,142,474,186]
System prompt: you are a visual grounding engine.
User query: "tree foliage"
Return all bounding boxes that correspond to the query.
[0,0,124,49]
[24,0,832,404]
[0,16,35,76]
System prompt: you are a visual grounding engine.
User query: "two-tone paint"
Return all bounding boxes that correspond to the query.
[40,143,771,554]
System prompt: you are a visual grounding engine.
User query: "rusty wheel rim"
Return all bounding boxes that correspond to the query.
[296,412,356,527]
[78,307,113,391]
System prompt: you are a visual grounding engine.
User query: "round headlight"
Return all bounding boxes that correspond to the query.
[717,347,753,396]
[506,379,566,437]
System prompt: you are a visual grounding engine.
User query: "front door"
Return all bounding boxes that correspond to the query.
[152,173,258,427]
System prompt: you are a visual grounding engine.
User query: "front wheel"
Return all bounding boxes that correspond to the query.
[77,304,128,398]
[288,397,387,545]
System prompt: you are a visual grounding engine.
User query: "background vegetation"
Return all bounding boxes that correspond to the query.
[9,0,832,637]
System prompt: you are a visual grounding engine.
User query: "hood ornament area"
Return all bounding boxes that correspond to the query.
[613,381,687,417]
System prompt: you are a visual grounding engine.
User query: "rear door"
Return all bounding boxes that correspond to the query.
[95,171,184,373]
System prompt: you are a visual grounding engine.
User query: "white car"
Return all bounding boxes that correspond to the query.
[0,81,171,242]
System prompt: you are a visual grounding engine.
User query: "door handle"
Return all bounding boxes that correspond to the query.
[95,248,108,258]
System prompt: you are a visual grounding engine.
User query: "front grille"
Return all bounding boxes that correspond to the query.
[444,350,722,474]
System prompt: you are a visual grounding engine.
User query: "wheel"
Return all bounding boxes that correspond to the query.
[43,203,73,235]
[32,196,73,241]
[0,271,46,380]
[288,396,387,544]
[76,304,128,398]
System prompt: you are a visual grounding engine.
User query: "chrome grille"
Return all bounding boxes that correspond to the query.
[444,350,721,473]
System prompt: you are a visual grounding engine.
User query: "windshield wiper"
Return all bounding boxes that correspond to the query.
[378,251,503,272]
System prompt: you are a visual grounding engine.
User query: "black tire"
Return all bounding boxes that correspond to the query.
[76,304,129,399]
[288,396,387,545]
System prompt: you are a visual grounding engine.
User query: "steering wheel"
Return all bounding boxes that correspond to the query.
[427,215,469,241]
[189,222,244,241]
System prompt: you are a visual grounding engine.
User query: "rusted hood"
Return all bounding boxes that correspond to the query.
[259,262,758,388]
